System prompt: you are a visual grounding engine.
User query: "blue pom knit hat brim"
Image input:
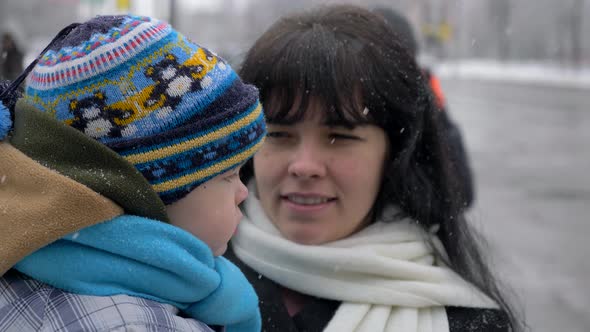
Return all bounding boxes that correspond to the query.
[24,15,266,205]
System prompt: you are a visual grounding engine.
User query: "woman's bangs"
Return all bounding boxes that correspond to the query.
[259,32,373,127]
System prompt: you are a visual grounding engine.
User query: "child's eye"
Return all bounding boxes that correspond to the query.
[224,173,239,183]
[223,167,241,182]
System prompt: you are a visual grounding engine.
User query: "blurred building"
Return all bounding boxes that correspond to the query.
[0,0,588,68]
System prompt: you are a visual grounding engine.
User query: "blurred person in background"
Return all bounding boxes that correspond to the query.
[0,32,23,81]
[226,4,521,332]
[374,7,475,210]
[0,14,265,332]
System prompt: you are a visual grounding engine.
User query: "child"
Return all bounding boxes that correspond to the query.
[0,14,265,332]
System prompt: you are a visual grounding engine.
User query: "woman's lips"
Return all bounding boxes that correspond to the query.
[284,194,333,205]
[280,193,336,214]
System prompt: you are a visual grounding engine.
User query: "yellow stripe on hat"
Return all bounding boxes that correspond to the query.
[124,102,262,165]
[152,139,264,193]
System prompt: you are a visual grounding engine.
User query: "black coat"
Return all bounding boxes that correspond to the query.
[226,247,510,332]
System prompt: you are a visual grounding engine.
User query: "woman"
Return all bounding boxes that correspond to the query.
[226,4,522,332]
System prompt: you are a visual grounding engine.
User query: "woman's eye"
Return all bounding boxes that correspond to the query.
[267,131,291,139]
[329,133,360,141]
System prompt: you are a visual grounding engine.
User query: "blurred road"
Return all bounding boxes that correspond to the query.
[442,79,590,332]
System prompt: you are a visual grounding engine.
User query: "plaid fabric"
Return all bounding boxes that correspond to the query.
[0,270,214,332]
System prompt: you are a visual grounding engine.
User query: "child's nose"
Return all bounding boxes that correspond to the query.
[236,180,249,205]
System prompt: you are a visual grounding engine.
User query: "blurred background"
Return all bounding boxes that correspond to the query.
[2,0,590,68]
[1,1,589,332]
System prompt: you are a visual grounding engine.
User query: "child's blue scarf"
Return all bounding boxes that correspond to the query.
[15,215,261,332]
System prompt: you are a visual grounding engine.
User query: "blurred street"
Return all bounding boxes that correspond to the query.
[442,78,590,332]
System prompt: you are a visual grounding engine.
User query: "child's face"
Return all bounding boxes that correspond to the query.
[166,166,248,256]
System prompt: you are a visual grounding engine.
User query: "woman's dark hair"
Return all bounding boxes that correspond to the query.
[372,6,419,57]
[238,4,522,331]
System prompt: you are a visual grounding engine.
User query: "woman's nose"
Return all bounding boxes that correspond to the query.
[287,142,326,179]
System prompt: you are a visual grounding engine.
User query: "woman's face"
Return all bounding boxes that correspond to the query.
[253,101,389,245]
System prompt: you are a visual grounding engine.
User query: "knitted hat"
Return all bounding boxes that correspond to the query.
[23,15,266,205]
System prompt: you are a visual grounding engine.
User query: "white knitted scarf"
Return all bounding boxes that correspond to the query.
[232,189,498,332]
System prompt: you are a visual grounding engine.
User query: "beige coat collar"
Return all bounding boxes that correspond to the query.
[0,142,123,275]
